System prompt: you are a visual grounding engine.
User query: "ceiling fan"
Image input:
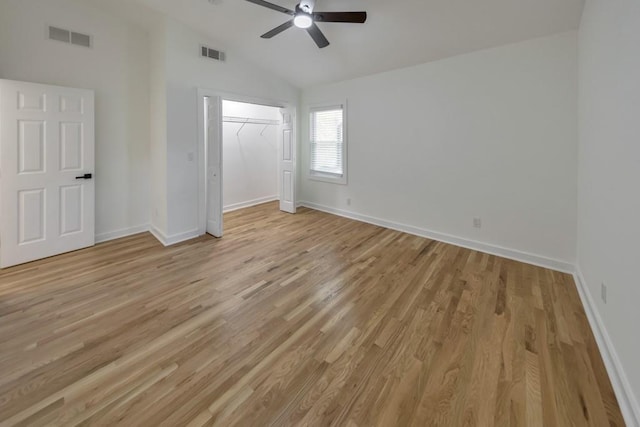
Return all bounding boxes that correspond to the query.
[245,0,367,48]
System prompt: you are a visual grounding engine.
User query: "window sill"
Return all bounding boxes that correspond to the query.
[308,172,347,185]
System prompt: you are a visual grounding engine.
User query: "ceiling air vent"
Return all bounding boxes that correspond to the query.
[48,26,92,48]
[201,45,225,62]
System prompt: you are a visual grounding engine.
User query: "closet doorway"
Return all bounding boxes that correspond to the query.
[197,90,297,239]
[223,100,281,212]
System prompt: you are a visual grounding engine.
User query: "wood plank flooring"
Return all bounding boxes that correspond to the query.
[0,202,624,426]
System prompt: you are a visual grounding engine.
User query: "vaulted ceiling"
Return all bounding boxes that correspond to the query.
[128,0,585,88]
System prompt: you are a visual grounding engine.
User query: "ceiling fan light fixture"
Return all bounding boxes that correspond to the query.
[247,0,367,48]
[293,14,313,29]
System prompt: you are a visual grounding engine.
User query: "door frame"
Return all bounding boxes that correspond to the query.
[196,88,296,237]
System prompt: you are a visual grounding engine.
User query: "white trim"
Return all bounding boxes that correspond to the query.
[149,226,200,247]
[299,201,574,273]
[573,269,640,427]
[95,224,150,244]
[224,196,278,213]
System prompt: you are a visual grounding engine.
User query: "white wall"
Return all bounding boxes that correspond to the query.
[578,0,640,423]
[301,32,578,268]
[148,15,169,236]
[222,101,279,210]
[0,0,151,240]
[160,18,299,237]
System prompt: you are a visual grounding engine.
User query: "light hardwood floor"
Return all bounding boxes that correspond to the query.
[0,202,624,426]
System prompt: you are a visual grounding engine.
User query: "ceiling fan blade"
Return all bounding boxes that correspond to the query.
[261,20,294,38]
[306,23,330,48]
[313,11,367,23]
[245,0,294,16]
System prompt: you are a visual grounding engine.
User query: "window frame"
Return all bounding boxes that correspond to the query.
[308,101,348,185]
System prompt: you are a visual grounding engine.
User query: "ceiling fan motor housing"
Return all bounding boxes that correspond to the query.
[298,0,316,14]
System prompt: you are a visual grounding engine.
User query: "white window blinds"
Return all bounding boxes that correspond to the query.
[310,107,344,176]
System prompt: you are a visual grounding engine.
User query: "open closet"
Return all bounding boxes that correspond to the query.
[199,93,296,238]
[222,100,282,212]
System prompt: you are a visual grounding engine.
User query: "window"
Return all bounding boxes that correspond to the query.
[310,104,346,184]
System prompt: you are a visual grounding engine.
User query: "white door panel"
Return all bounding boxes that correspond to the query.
[18,188,46,244]
[279,108,296,213]
[18,89,47,112]
[282,128,292,161]
[18,120,46,173]
[60,94,84,114]
[60,122,84,171]
[205,96,222,237]
[0,80,95,268]
[60,184,84,236]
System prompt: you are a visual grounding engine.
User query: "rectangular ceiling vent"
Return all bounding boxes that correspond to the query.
[48,26,92,48]
[201,45,225,62]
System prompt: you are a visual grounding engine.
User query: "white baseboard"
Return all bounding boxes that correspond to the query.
[95,224,150,244]
[299,201,574,274]
[150,226,200,247]
[224,196,278,213]
[573,269,640,427]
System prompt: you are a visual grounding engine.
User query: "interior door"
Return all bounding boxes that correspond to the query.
[0,79,95,268]
[279,107,296,213]
[205,96,223,237]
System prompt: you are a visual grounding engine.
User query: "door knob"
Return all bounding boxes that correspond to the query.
[75,173,93,180]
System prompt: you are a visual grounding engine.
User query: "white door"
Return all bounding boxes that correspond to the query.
[0,80,95,268]
[205,96,223,237]
[279,108,296,213]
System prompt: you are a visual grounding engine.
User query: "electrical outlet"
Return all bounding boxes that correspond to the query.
[347,198,351,206]
[601,283,607,304]
[473,217,482,228]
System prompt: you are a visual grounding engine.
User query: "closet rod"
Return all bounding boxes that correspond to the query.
[223,116,280,136]
[222,116,280,125]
